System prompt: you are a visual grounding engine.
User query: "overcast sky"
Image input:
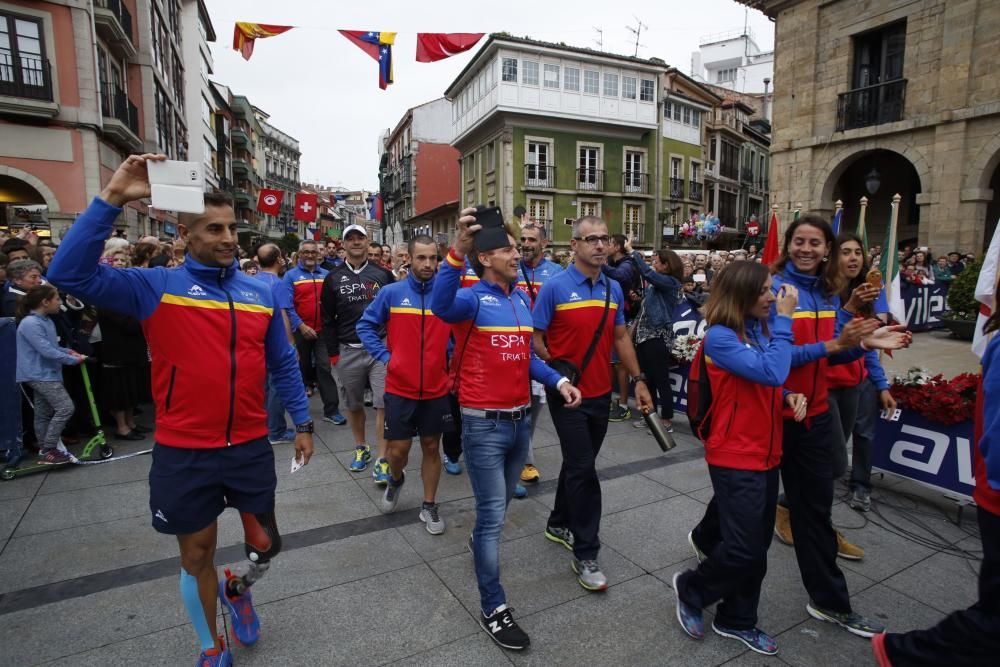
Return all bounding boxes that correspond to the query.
[206,0,772,190]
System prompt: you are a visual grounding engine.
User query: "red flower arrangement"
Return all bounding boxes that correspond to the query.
[891,372,979,426]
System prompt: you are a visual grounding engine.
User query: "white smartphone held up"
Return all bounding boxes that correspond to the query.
[693,274,707,283]
[147,160,205,214]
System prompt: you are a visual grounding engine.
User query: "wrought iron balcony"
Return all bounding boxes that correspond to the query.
[577,168,605,192]
[669,177,685,199]
[94,0,135,58]
[100,83,141,150]
[623,172,649,195]
[0,56,56,116]
[688,181,704,202]
[837,79,907,131]
[524,164,555,189]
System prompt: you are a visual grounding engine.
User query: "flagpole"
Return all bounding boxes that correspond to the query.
[857,195,868,242]
[886,193,902,322]
[833,199,843,234]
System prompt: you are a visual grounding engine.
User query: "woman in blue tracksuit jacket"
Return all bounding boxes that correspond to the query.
[768,214,910,639]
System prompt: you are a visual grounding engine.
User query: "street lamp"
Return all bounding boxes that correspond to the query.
[865,168,881,196]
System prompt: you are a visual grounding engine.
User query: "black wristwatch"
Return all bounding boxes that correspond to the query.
[631,373,648,384]
[295,420,314,434]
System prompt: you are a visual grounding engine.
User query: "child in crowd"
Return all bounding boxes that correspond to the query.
[15,284,86,465]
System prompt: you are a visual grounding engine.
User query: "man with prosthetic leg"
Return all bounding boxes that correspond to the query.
[47,154,314,667]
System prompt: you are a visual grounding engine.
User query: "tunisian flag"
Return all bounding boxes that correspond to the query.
[294,192,318,222]
[256,189,283,216]
[416,33,485,62]
[760,210,780,266]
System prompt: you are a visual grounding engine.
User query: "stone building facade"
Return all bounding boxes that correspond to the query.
[741,0,1000,252]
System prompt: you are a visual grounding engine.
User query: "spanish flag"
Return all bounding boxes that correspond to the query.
[233,23,294,61]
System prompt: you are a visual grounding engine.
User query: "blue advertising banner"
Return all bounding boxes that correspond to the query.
[872,409,975,502]
[901,281,949,332]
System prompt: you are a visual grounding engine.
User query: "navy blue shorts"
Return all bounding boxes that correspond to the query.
[383,392,455,440]
[148,437,276,535]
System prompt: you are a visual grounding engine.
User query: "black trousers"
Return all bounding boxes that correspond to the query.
[884,506,1000,666]
[781,410,852,613]
[441,392,463,461]
[294,332,338,417]
[547,393,611,560]
[636,337,674,420]
[680,465,779,629]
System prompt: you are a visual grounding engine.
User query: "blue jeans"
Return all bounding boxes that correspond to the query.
[265,374,288,440]
[462,411,532,615]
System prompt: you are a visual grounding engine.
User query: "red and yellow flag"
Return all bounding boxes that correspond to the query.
[233,23,294,61]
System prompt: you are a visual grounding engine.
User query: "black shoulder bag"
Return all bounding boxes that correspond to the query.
[547,283,612,398]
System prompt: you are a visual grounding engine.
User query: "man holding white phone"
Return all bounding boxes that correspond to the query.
[48,154,314,667]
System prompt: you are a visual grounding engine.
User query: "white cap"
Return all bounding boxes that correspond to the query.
[343,224,368,238]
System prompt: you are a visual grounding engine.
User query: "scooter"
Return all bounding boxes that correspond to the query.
[1,362,114,481]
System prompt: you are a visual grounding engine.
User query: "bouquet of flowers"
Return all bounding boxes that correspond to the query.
[890,367,979,426]
[671,333,703,364]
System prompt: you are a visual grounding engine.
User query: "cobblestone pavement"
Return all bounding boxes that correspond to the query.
[0,394,981,666]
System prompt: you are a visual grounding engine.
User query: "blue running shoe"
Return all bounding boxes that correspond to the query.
[197,639,233,667]
[324,412,347,426]
[372,458,390,485]
[672,572,704,639]
[219,570,260,647]
[350,445,371,472]
[443,454,462,475]
[513,484,527,498]
[712,621,778,655]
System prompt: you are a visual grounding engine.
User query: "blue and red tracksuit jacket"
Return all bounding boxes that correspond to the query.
[47,197,309,448]
[357,272,451,400]
[432,249,563,409]
[769,264,864,420]
[516,257,562,307]
[283,262,327,331]
[702,317,794,471]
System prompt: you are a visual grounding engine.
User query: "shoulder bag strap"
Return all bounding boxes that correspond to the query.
[520,261,537,302]
[449,297,481,395]
[578,282,613,376]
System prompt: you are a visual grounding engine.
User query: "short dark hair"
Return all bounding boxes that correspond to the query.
[407,234,436,257]
[177,192,235,228]
[610,233,627,250]
[257,243,282,268]
[2,238,29,255]
[368,241,383,250]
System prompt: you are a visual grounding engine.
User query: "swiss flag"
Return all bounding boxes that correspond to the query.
[294,192,318,222]
[256,188,283,216]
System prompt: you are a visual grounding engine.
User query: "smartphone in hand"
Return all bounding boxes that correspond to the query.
[147,160,205,214]
[472,206,509,252]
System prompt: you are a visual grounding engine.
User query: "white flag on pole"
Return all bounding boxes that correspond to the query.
[972,222,1000,359]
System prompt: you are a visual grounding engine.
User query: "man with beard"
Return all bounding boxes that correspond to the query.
[515,221,562,486]
[357,235,452,533]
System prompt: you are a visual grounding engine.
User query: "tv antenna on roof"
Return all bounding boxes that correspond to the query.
[593,26,603,51]
[626,16,648,57]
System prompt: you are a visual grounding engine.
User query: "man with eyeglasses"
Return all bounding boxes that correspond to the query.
[283,240,344,426]
[532,216,653,592]
[516,221,563,487]
[432,208,582,651]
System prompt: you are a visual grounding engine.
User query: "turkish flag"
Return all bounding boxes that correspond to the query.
[256,188,283,216]
[294,192,318,222]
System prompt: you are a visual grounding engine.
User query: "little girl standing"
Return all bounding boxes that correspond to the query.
[16,284,85,465]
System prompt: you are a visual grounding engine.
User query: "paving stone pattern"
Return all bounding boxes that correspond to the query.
[0,397,981,666]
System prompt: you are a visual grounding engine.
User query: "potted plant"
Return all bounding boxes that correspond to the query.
[940,257,981,340]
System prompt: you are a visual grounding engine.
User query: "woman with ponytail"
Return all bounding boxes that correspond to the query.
[768,214,910,639]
